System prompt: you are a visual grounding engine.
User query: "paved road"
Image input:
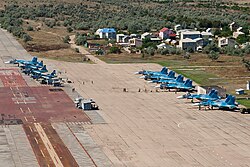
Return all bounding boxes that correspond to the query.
[69,35,107,65]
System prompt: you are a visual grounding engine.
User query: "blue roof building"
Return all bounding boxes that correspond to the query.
[96,28,116,39]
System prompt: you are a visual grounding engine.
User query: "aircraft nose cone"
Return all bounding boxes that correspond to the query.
[139,76,145,79]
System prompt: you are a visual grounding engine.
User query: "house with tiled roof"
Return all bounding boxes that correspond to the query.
[159,27,176,40]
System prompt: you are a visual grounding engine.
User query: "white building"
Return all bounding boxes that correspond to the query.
[218,37,236,48]
[95,28,116,39]
[179,38,203,52]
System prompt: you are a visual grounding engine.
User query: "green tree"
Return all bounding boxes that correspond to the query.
[203,42,220,54]
[23,34,32,42]
[27,26,34,31]
[236,34,250,44]
[67,26,73,33]
[208,50,220,61]
[109,46,121,54]
[75,35,87,46]
[242,58,250,71]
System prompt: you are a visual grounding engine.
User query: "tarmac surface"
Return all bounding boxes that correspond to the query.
[0,28,250,167]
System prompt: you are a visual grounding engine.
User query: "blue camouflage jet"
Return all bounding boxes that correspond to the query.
[21,61,44,74]
[194,95,238,110]
[149,74,183,84]
[136,67,168,76]
[30,65,48,78]
[41,70,57,80]
[158,79,194,91]
[177,89,221,101]
[5,57,38,66]
[144,70,175,80]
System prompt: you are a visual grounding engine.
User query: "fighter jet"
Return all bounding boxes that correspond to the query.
[5,56,38,65]
[149,74,183,84]
[41,70,57,80]
[21,60,43,70]
[159,79,194,91]
[194,95,238,110]
[32,70,56,80]
[21,61,44,74]
[144,70,175,80]
[177,89,221,101]
[136,67,168,76]
[30,65,48,78]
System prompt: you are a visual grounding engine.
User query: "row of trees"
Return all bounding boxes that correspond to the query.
[0,1,249,34]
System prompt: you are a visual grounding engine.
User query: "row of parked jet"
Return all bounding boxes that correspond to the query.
[135,67,194,91]
[5,57,59,85]
[135,67,238,111]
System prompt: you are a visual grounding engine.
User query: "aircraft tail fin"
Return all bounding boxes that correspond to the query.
[38,60,43,66]
[176,75,183,82]
[167,71,175,78]
[51,70,56,76]
[210,90,220,99]
[41,65,47,71]
[161,67,168,74]
[184,79,192,87]
[32,57,38,63]
[227,95,236,105]
[207,89,216,96]
[225,95,232,103]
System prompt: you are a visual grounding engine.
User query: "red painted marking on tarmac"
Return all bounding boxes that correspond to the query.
[0,69,27,87]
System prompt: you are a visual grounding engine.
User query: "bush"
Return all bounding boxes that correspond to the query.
[109,46,121,54]
[63,35,70,43]
[208,50,220,61]
[23,34,32,42]
[75,35,87,46]
[144,47,155,56]
[203,42,220,54]
[75,48,80,53]
[242,58,250,71]
[27,26,34,31]
[67,26,73,33]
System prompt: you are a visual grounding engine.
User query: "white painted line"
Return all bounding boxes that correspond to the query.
[20,107,24,113]
[40,149,45,157]
[24,116,28,122]
[34,137,38,144]
[34,123,64,167]
[16,86,19,90]
[28,107,32,113]
[32,116,36,121]
[10,87,12,90]
[29,126,33,132]
[16,100,19,104]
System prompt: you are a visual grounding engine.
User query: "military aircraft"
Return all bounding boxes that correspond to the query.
[144,70,175,80]
[41,70,57,80]
[149,74,183,84]
[177,89,221,101]
[158,79,194,91]
[194,95,238,110]
[21,61,44,74]
[135,67,168,75]
[30,65,48,78]
[21,60,43,69]
[32,70,56,80]
[5,56,38,65]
